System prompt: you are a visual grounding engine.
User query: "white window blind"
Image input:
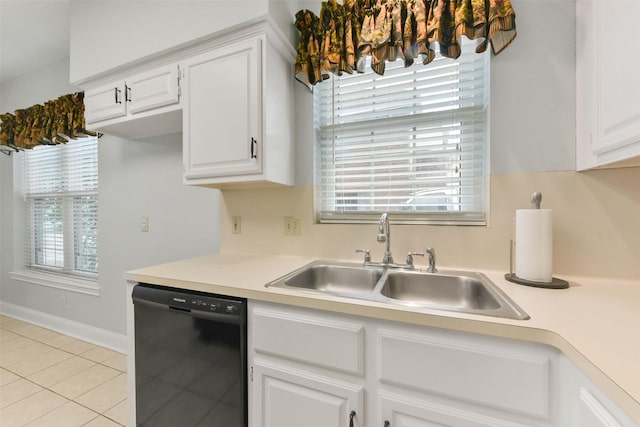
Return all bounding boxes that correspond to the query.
[314,40,489,225]
[23,137,98,278]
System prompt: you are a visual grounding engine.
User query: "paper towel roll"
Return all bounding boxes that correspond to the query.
[515,209,553,282]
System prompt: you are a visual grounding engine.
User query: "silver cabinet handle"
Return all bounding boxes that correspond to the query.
[250,137,258,159]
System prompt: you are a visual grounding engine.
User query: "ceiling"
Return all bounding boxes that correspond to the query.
[0,0,71,84]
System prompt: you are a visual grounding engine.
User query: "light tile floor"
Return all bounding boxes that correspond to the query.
[0,314,129,426]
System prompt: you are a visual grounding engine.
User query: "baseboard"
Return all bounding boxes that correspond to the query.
[0,301,127,354]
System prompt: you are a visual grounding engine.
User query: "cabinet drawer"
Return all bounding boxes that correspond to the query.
[251,306,365,376]
[378,329,550,418]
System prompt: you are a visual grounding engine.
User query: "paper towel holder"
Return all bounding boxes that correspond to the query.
[506,239,569,289]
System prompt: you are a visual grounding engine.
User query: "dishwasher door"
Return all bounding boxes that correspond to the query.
[132,284,247,427]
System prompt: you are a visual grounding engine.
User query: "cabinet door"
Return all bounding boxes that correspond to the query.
[84,81,127,123]
[577,0,640,167]
[252,360,363,427]
[577,387,632,427]
[380,393,530,427]
[126,64,180,115]
[183,37,262,180]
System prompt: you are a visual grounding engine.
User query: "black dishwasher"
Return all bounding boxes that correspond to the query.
[132,284,247,427]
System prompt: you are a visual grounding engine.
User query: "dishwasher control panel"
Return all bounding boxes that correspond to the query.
[185,296,241,314]
[132,283,244,318]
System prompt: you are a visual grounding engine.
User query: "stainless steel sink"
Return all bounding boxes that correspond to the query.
[282,263,382,294]
[266,261,529,320]
[380,271,501,310]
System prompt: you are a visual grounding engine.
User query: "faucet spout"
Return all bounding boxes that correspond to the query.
[378,213,393,264]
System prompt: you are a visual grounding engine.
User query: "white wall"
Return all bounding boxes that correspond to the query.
[69,0,299,83]
[0,58,220,336]
[219,0,640,281]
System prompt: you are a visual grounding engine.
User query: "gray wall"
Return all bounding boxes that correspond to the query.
[490,0,576,173]
[0,59,219,336]
[69,0,299,83]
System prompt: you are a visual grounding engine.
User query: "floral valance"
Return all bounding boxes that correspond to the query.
[294,0,517,88]
[0,92,98,155]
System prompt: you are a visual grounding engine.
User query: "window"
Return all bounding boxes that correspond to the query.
[314,38,489,225]
[22,137,98,279]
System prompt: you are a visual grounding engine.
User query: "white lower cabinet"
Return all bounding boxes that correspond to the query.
[248,300,637,427]
[560,354,636,427]
[578,387,625,427]
[379,392,530,427]
[249,302,365,427]
[252,360,364,427]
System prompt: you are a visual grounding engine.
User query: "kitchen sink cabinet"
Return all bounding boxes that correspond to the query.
[249,302,541,426]
[379,393,532,427]
[83,64,182,139]
[249,302,365,426]
[182,28,295,188]
[576,0,640,169]
[248,301,637,427]
[558,354,637,427]
[376,325,553,426]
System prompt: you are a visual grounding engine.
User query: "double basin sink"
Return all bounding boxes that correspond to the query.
[266,261,529,320]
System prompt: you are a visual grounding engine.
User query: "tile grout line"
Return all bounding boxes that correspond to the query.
[1,356,127,426]
[1,318,128,426]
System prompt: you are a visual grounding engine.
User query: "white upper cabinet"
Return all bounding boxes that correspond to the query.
[84,83,127,123]
[83,64,182,139]
[182,27,295,188]
[125,66,180,115]
[80,20,295,187]
[182,37,262,181]
[576,0,640,170]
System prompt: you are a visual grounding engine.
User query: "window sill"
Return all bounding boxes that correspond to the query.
[10,270,100,297]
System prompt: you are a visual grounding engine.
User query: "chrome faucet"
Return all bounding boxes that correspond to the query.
[377,213,393,264]
[425,247,437,273]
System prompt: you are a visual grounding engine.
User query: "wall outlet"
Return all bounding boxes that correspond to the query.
[232,216,242,234]
[284,217,301,236]
[140,216,149,232]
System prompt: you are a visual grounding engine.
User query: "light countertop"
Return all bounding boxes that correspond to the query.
[124,251,640,423]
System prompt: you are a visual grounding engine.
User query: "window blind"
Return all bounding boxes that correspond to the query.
[314,41,489,225]
[24,137,98,277]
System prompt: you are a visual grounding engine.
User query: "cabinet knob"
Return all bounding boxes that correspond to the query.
[349,410,356,427]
